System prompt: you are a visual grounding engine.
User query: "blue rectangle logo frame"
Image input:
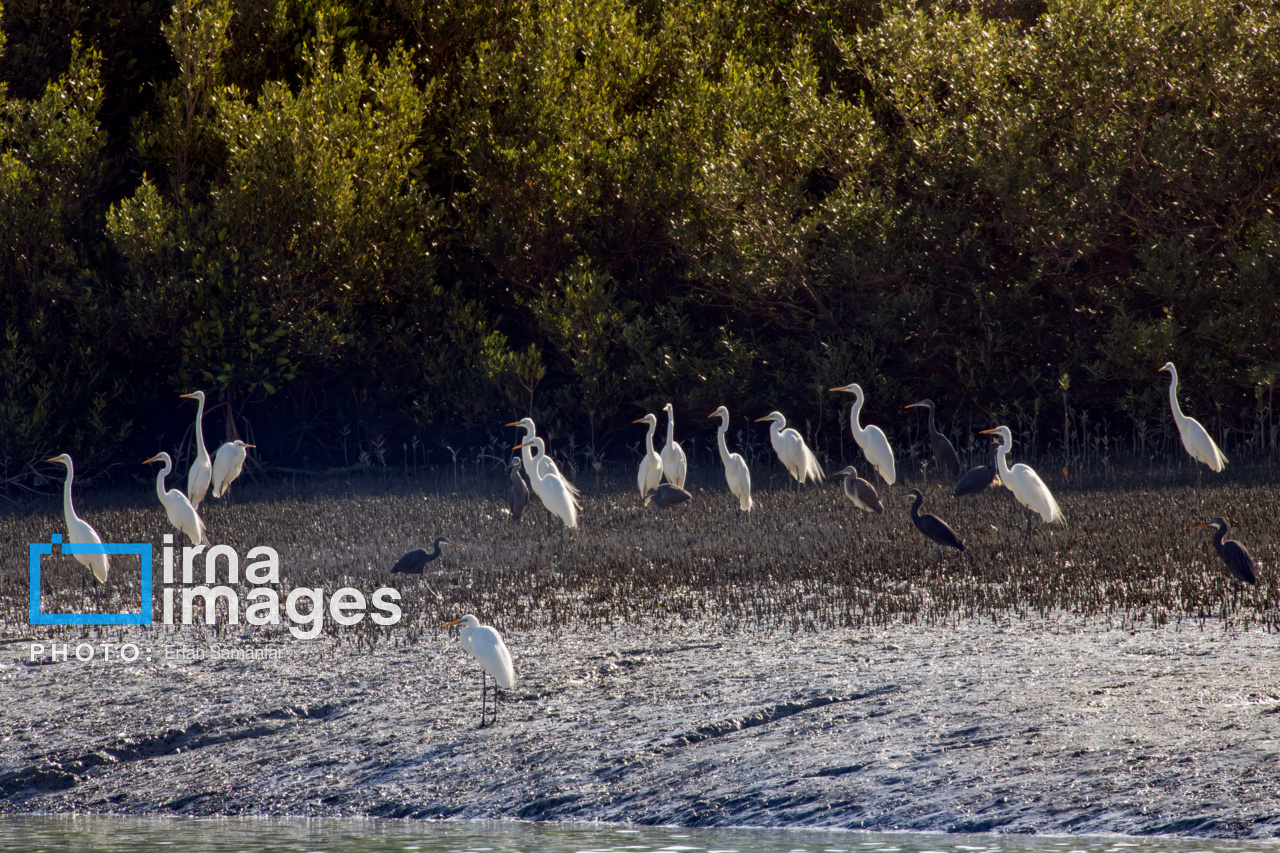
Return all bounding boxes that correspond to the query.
[30,535,153,626]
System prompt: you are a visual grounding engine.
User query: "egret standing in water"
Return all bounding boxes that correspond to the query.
[905,400,960,479]
[635,413,664,500]
[211,440,253,499]
[46,454,109,583]
[1159,363,1227,487]
[514,438,579,534]
[1193,517,1257,586]
[979,426,1064,536]
[391,537,464,574]
[443,614,516,727]
[831,466,883,515]
[708,406,753,513]
[180,391,213,509]
[755,411,824,487]
[900,488,964,569]
[143,452,205,546]
[830,384,896,486]
[660,403,687,489]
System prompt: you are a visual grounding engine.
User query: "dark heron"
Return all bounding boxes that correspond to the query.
[900,488,964,568]
[954,436,1003,498]
[644,483,692,509]
[391,537,464,574]
[832,465,883,514]
[904,400,960,479]
[505,458,529,523]
[1194,517,1257,585]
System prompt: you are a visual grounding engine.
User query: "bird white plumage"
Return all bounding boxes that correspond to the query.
[830,383,896,486]
[211,440,253,498]
[513,437,579,529]
[507,418,579,498]
[46,454,109,583]
[1159,362,1227,473]
[755,411,825,484]
[980,426,1063,524]
[660,403,687,489]
[635,413,664,498]
[144,451,205,545]
[446,614,516,690]
[708,406,752,511]
[181,391,213,509]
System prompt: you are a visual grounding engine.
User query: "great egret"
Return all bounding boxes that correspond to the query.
[954,436,1003,498]
[755,411,824,486]
[660,403,687,488]
[830,384,896,485]
[211,440,253,498]
[1194,517,1257,585]
[1159,363,1227,484]
[392,537,464,573]
[143,452,205,546]
[707,406,753,512]
[505,458,530,523]
[635,413,664,499]
[443,614,516,727]
[513,438,579,531]
[831,466,883,514]
[180,391,213,509]
[900,488,964,568]
[979,426,1064,535]
[46,454,109,583]
[507,418,579,498]
[644,483,691,509]
[905,400,960,479]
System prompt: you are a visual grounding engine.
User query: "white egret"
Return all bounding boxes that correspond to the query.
[708,406,753,512]
[513,438,579,532]
[211,440,253,498]
[143,452,204,546]
[180,391,212,509]
[634,413,664,499]
[660,403,687,488]
[830,383,896,485]
[754,411,824,486]
[979,426,1064,535]
[1159,362,1227,484]
[46,454,109,583]
[507,418,579,497]
[443,614,516,727]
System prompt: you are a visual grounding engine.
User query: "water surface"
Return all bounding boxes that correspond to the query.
[2,818,1279,853]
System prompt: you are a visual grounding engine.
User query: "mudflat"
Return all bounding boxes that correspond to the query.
[3,616,1278,836]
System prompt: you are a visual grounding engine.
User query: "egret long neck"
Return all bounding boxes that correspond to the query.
[995,441,1013,481]
[61,461,77,524]
[849,396,865,440]
[716,419,732,466]
[194,395,207,456]
[645,421,656,454]
[154,459,171,501]
[1167,370,1186,422]
[665,412,675,448]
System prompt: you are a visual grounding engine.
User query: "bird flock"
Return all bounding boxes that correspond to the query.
[43,364,1258,726]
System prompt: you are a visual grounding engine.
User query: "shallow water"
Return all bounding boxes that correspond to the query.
[2,818,1280,853]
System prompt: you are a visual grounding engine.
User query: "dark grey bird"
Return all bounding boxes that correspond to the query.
[905,400,960,479]
[644,483,691,509]
[954,435,1003,497]
[505,458,530,523]
[391,537,464,574]
[900,488,964,568]
[1194,517,1257,585]
[832,465,883,514]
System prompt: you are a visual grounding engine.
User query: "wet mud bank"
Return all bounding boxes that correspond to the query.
[3,617,1279,837]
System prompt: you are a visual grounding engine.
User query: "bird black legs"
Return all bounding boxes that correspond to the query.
[478,671,499,728]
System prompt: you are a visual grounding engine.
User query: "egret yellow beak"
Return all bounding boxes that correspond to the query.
[441,618,463,627]
[513,442,532,450]
[180,392,198,399]
[979,428,999,435]
[753,416,771,422]
[142,455,162,464]
[505,421,522,427]
[633,417,647,424]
